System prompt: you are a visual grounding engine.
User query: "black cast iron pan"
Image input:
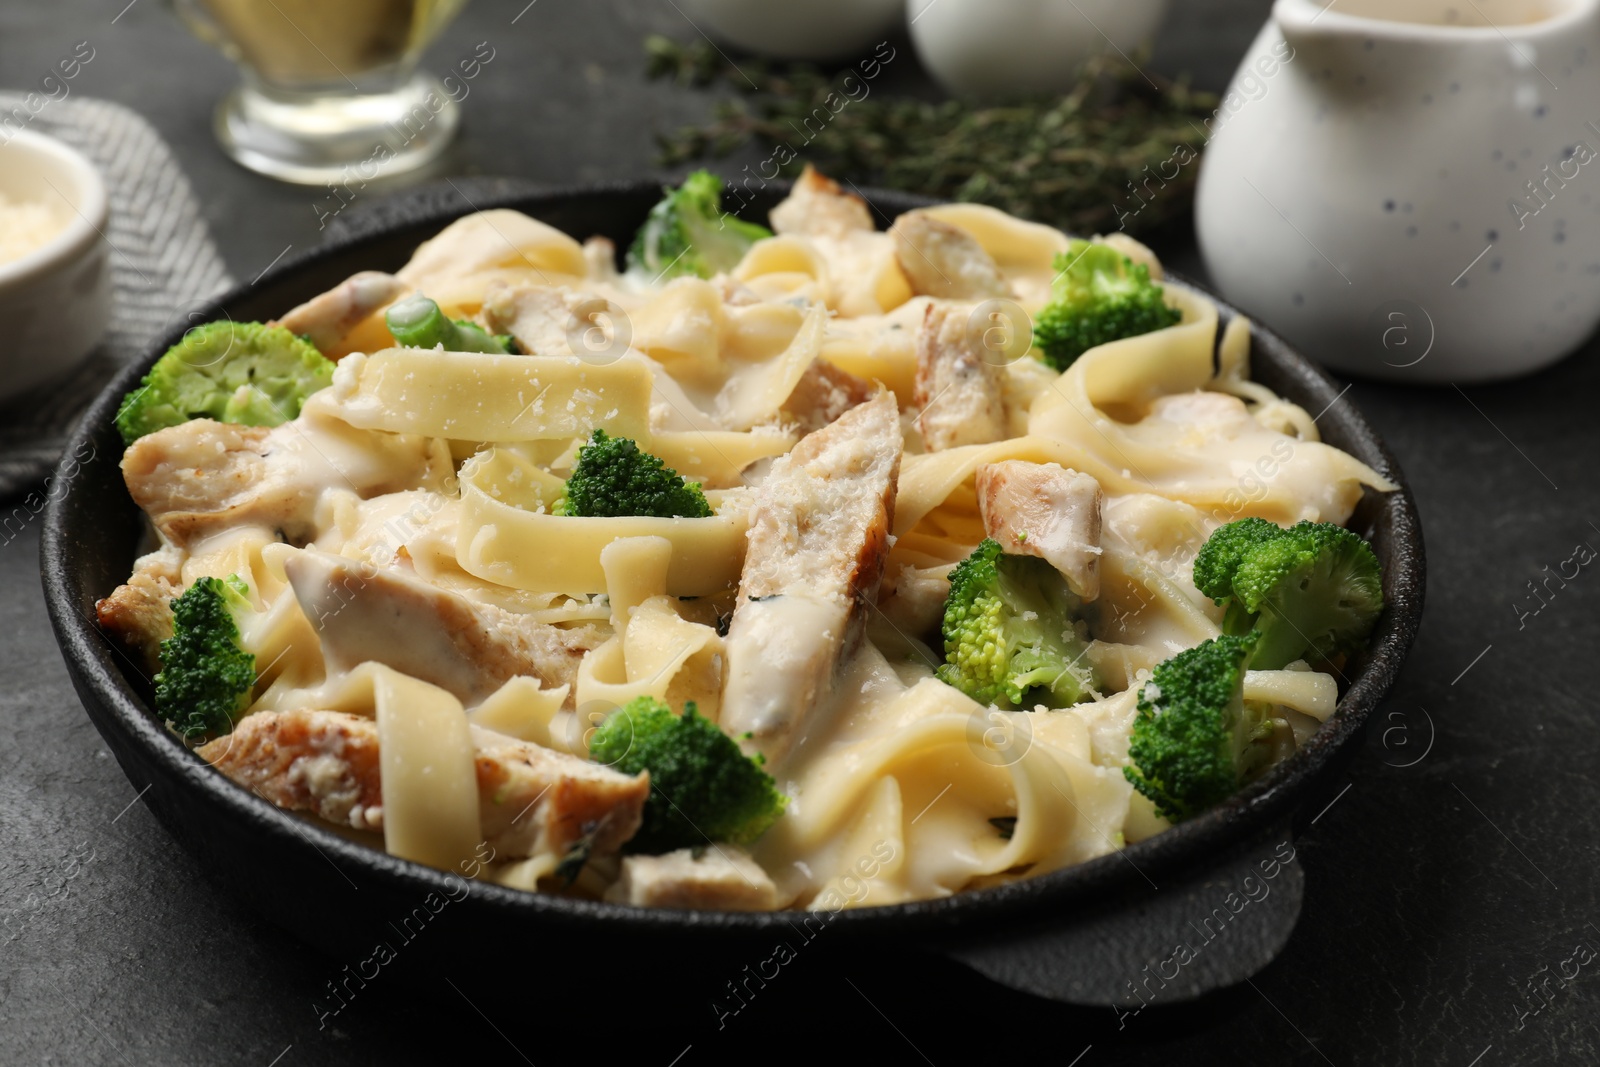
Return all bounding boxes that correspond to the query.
[40,180,1424,1009]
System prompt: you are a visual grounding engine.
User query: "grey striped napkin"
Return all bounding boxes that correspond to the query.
[0,93,232,500]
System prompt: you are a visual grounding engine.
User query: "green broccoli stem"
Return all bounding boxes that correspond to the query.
[384,294,449,347]
[1250,611,1314,672]
[385,294,510,354]
[1250,588,1375,671]
[1220,598,1259,639]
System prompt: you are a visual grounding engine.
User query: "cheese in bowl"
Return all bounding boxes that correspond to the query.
[0,128,110,400]
[0,192,66,266]
[97,167,1391,912]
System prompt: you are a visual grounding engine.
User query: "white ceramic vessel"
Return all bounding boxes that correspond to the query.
[679,0,903,62]
[908,0,1170,98]
[0,129,110,401]
[1196,0,1600,382]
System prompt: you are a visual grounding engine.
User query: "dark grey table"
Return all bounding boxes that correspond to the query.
[3,2,1596,1064]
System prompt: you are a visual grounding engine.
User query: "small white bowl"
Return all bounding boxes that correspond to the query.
[0,129,111,401]
[909,0,1171,98]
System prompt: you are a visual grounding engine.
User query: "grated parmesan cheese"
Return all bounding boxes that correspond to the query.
[0,193,65,266]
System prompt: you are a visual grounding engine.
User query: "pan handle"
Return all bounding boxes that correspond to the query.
[935,825,1303,1007]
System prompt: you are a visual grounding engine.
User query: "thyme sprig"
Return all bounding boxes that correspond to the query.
[645,36,1219,236]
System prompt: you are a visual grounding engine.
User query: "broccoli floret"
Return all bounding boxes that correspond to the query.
[116,321,335,444]
[1031,240,1182,371]
[1192,516,1286,635]
[1124,632,1274,821]
[627,169,772,281]
[935,538,1097,709]
[384,294,514,354]
[589,696,787,854]
[1193,517,1284,600]
[154,575,256,741]
[1194,518,1385,670]
[555,429,713,519]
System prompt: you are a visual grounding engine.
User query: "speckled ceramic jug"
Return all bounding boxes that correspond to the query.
[1196,0,1600,382]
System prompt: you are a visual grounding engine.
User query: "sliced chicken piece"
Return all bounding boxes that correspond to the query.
[877,561,953,639]
[721,392,902,765]
[123,421,281,546]
[913,302,1007,451]
[198,709,648,860]
[581,236,619,282]
[770,164,875,239]
[121,418,450,549]
[976,460,1104,601]
[272,271,408,357]
[200,710,383,831]
[889,210,1012,300]
[480,284,624,358]
[282,549,603,708]
[469,725,646,858]
[95,545,184,676]
[604,845,779,910]
[780,357,875,434]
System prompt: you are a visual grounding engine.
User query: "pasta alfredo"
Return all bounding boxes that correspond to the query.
[104,171,1393,912]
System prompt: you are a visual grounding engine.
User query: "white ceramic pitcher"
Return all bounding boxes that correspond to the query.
[1196,0,1600,382]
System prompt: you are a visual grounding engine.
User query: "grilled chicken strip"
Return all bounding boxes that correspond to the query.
[469,725,646,859]
[272,271,407,357]
[480,284,623,359]
[121,418,450,549]
[770,164,875,239]
[913,302,1007,451]
[975,460,1104,601]
[889,210,1012,300]
[720,391,902,765]
[780,358,875,434]
[95,545,183,676]
[604,846,779,910]
[198,709,648,860]
[877,561,953,640]
[282,549,603,708]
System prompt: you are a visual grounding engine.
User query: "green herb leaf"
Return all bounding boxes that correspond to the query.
[644,36,1219,237]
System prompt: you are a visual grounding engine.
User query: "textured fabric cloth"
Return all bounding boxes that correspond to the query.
[0,94,232,500]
